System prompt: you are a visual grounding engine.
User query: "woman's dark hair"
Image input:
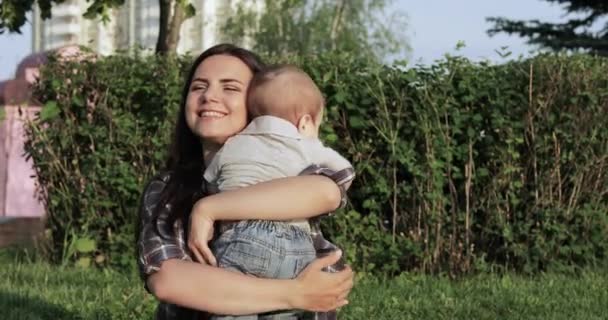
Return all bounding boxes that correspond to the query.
[155,44,266,232]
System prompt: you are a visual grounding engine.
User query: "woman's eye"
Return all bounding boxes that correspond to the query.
[225,87,239,92]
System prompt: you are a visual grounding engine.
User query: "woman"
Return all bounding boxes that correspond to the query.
[137,44,354,320]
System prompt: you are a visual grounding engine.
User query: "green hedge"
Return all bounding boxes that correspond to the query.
[25,51,608,275]
[26,52,188,270]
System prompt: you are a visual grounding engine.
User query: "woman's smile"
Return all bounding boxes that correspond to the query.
[198,110,227,118]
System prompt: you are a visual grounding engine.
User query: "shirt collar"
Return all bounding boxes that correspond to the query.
[240,115,302,139]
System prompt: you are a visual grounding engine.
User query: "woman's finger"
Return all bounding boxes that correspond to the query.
[334,266,353,284]
[337,280,353,300]
[325,293,348,311]
[189,241,205,264]
[201,244,217,266]
[320,267,351,290]
[310,250,342,270]
[337,275,353,292]
[334,299,349,310]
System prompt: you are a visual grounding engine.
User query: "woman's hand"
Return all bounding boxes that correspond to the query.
[188,203,217,266]
[289,250,354,312]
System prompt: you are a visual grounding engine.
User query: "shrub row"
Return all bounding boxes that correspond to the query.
[26,51,608,274]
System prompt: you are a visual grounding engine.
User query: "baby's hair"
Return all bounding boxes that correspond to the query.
[247,64,324,125]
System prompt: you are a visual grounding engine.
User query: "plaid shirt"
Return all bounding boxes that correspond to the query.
[137,165,355,320]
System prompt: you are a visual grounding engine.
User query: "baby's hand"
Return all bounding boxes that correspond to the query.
[188,206,217,266]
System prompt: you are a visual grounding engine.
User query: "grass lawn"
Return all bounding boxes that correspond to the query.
[1,253,606,319]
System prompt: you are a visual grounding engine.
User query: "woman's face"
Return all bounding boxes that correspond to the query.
[185,54,253,146]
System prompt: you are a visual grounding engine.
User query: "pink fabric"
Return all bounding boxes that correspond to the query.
[0,81,6,104]
[1,79,31,105]
[0,45,88,217]
[0,106,45,217]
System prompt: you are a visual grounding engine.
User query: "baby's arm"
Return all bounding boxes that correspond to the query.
[308,140,355,191]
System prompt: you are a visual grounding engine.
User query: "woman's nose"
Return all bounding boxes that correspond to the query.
[202,86,219,103]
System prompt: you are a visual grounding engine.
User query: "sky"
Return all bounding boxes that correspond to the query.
[0,0,568,81]
[396,0,566,64]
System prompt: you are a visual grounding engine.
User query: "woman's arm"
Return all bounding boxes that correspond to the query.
[194,174,342,221]
[138,174,354,315]
[194,166,355,221]
[148,251,352,315]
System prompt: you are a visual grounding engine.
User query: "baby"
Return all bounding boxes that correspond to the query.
[204,65,355,319]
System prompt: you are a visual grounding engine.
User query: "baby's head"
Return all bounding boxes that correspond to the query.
[247,65,324,138]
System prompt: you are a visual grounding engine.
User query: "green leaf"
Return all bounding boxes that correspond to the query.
[76,257,91,268]
[40,101,60,121]
[75,238,96,253]
[335,91,347,103]
[73,95,85,107]
[51,79,61,90]
[184,3,196,18]
[477,168,489,177]
[349,116,365,128]
[324,133,338,143]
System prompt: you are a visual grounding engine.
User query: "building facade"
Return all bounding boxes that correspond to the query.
[31,0,247,55]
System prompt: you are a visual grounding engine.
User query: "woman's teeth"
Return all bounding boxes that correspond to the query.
[200,111,225,118]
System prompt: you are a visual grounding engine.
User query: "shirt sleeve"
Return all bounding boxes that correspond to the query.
[137,174,192,290]
[299,164,355,209]
[307,140,353,173]
[203,149,222,185]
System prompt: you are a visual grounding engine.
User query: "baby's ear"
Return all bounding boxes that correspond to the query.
[297,114,315,133]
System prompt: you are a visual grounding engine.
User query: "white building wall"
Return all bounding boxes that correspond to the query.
[33,0,83,51]
[32,0,256,55]
[201,0,219,50]
[135,0,160,51]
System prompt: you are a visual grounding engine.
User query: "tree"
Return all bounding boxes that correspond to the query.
[155,0,195,53]
[487,0,608,56]
[220,0,409,62]
[0,0,195,54]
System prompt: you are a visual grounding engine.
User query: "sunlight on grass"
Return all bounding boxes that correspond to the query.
[1,252,606,320]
